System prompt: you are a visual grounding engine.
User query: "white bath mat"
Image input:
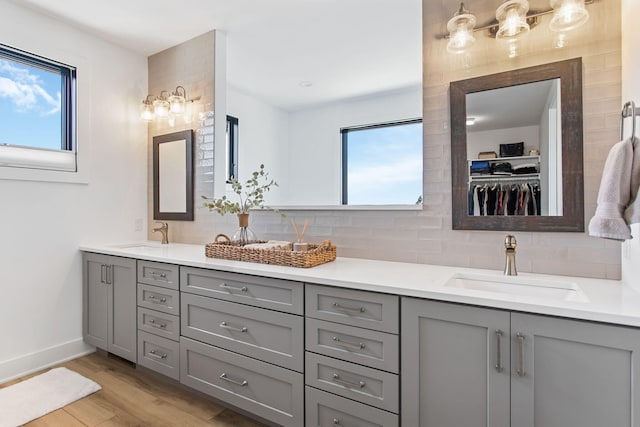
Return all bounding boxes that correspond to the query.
[0,367,101,427]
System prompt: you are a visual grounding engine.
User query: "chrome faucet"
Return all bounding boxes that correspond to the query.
[504,234,517,276]
[153,222,169,244]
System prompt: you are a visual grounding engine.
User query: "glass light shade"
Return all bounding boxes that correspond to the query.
[140,102,155,121]
[168,94,186,114]
[495,0,530,39]
[153,99,170,118]
[549,0,589,32]
[446,13,477,54]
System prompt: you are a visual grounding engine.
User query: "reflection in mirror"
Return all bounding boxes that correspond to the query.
[153,130,194,221]
[222,0,423,207]
[450,58,584,232]
[466,79,562,216]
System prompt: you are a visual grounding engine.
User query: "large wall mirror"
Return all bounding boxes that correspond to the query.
[450,58,584,231]
[220,0,422,207]
[153,130,194,221]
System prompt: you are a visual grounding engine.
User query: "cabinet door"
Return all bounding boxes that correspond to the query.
[511,313,640,427]
[83,253,110,349]
[109,257,136,361]
[401,297,510,427]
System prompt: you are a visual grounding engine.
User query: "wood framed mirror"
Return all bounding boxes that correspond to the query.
[153,130,194,221]
[450,58,584,232]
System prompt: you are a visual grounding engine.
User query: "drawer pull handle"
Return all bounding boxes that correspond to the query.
[147,295,167,304]
[332,336,365,350]
[149,319,167,329]
[148,350,167,359]
[150,271,168,280]
[220,321,248,333]
[332,373,366,389]
[219,373,248,386]
[219,283,248,293]
[333,302,365,313]
[516,332,526,377]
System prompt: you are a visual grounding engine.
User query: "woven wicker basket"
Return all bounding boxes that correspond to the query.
[205,234,336,268]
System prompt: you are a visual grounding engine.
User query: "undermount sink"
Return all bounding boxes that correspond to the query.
[111,243,166,251]
[444,273,588,302]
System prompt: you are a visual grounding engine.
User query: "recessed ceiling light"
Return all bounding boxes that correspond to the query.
[466,117,476,125]
[298,81,313,88]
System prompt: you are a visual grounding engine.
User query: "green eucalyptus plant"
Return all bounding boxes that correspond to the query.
[202,164,281,215]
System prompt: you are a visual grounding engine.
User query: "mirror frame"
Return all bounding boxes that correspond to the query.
[450,58,584,232]
[153,130,194,221]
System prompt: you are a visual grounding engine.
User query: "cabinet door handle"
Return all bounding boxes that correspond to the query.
[148,349,167,359]
[332,373,365,389]
[516,332,526,377]
[106,265,113,284]
[149,319,167,329]
[495,329,504,372]
[219,372,248,386]
[220,321,248,333]
[333,302,365,313]
[147,295,167,304]
[332,418,342,426]
[332,336,365,350]
[100,264,106,283]
[219,283,248,293]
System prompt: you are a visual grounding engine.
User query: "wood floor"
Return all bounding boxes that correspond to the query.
[1,352,267,426]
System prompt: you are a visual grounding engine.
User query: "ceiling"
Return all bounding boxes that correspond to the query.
[11,0,423,111]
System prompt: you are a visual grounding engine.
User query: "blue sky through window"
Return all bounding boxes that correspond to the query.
[0,58,62,150]
[346,121,423,205]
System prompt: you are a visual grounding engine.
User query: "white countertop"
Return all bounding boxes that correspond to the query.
[80,241,640,328]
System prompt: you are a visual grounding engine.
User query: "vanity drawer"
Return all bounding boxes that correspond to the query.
[306,318,399,373]
[137,307,180,341]
[137,283,180,316]
[180,267,303,314]
[138,330,179,380]
[181,293,303,372]
[305,386,398,427]
[305,352,399,413]
[137,260,179,290]
[306,284,399,333]
[180,336,303,427]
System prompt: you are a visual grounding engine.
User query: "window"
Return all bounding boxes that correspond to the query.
[226,115,239,182]
[342,119,423,205]
[0,43,76,172]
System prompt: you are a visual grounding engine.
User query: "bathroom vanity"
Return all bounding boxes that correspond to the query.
[81,243,640,427]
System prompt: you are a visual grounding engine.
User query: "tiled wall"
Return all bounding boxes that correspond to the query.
[149,2,623,280]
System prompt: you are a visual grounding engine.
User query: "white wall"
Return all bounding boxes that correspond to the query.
[0,1,148,382]
[621,0,640,289]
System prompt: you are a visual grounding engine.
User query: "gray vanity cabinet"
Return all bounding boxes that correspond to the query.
[402,297,640,427]
[510,313,640,427]
[83,252,136,362]
[401,297,510,427]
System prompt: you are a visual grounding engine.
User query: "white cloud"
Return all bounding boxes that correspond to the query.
[0,60,61,115]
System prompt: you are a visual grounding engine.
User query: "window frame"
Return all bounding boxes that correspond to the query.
[0,43,77,172]
[341,118,423,205]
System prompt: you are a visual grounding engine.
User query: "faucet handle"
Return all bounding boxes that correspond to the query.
[504,234,517,250]
[155,221,168,229]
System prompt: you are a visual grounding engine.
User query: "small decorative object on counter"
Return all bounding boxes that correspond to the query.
[205,234,336,268]
[291,218,309,251]
[201,164,282,245]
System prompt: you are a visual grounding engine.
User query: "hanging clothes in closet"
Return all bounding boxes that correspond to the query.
[468,182,541,216]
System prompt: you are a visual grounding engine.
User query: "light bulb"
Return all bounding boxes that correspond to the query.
[549,0,589,32]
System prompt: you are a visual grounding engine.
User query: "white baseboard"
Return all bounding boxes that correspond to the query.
[0,338,95,384]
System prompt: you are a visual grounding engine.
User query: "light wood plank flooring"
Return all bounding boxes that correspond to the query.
[1,352,267,426]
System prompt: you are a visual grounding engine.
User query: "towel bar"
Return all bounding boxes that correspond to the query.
[621,101,639,140]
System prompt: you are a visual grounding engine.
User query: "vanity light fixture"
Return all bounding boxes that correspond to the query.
[141,86,200,124]
[443,0,594,54]
[446,3,477,54]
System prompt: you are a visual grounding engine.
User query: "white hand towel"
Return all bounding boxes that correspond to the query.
[588,138,634,241]
[624,136,640,225]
